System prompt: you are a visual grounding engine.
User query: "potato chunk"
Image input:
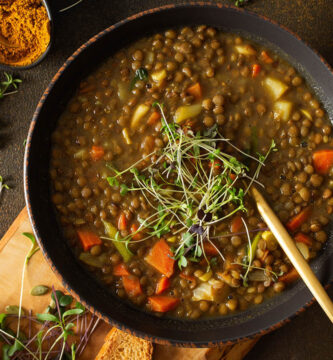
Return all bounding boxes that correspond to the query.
[151,69,167,83]
[273,100,293,121]
[131,104,150,128]
[264,77,289,100]
[174,104,202,123]
[234,45,257,56]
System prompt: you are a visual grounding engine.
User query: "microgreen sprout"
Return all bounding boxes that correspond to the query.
[104,102,275,270]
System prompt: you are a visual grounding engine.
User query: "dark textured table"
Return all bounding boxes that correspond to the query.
[0,0,332,358]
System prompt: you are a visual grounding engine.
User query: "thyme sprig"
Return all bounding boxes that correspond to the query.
[105,103,276,270]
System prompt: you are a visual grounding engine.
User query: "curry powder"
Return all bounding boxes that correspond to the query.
[0,0,50,67]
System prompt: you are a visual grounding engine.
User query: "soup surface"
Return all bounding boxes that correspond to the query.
[50,26,333,319]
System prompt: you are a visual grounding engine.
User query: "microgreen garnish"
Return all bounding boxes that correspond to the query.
[130,68,148,90]
[0,233,99,360]
[0,176,10,196]
[103,102,276,270]
[0,72,22,99]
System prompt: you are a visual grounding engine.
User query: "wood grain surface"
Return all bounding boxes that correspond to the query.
[0,207,258,360]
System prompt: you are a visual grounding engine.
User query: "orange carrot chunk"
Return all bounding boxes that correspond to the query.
[208,159,222,170]
[118,213,128,231]
[130,223,143,240]
[230,215,244,233]
[286,207,311,232]
[147,111,161,126]
[113,263,130,276]
[295,232,313,246]
[260,50,274,64]
[90,146,105,161]
[145,239,175,278]
[155,276,171,295]
[313,149,333,175]
[203,242,219,256]
[279,267,299,283]
[148,296,180,312]
[77,230,102,252]
[186,82,202,100]
[122,275,142,297]
[252,64,261,77]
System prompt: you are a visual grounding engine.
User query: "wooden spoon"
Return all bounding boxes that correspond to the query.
[251,186,333,323]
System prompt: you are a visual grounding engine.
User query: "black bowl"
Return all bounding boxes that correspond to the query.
[24,3,333,347]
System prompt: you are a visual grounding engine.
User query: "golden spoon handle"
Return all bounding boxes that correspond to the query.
[251,186,333,323]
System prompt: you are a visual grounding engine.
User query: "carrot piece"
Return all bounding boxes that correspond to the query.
[147,111,161,126]
[117,213,128,231]
[279,267,299,283]
[145,239,175,278]
[148,296,180,312]
[208,160,222,170]
[113,263,130,276]
[186,82,202,100]
[203,242,219,256]
[90,146,105,161]
[122,275,142,297]
[260,50,274,64]
[77,230,102,252]
[295,232,313,246]
[230,215,244,233]
[155,276,171,295]
[286,207,311,232]
[229,173,237,181]
[312,149,333,174]
[252,64,261,77]
[130,223,143,240]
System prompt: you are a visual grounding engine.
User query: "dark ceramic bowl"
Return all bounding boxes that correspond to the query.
[24,3,333,347]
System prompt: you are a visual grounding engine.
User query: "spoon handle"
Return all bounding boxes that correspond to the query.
[251,186,333,323]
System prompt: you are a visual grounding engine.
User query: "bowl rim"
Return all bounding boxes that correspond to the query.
[24,2,333,347]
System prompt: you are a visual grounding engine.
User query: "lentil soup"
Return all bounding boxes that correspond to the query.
[50,26,333,319]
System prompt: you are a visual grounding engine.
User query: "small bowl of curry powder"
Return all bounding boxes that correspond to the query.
[0,0,52,69]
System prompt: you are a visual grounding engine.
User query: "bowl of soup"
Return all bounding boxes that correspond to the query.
[24,3,333,346]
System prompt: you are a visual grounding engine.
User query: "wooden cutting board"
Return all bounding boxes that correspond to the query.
[0,207,259,360]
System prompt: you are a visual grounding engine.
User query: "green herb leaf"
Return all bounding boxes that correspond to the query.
[120,183,129,196]
[2,344,10,360]
[59,295,73,307]
[22,232,39,264]
[51,290,64,303]
[62,308,84,319]
[36,313,58,323]
[75,302,85,311]
[0,72,22,99]
[31,285,49,296]
[130,68,148,90]
[5,305,23,315]
[8,339,23,356]
[107,176,119,187]
[178,256,188,270]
